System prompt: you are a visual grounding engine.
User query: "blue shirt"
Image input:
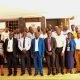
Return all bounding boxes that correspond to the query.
[70,39,76,52]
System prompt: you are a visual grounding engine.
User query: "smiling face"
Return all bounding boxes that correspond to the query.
[56,28,61,35]
[22,32,27,38]
[35,31,40,39]
[67,32,73,39]
[47,31,52,38]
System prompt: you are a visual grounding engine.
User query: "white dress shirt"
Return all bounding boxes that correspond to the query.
[52,31,63,38]
[40,33,47,39]
[7,38,13,52]
[18,37,31,51]
[55,34,66,53]
[27,32,35,40]
[35,38,39,51]
[75,38,80,49]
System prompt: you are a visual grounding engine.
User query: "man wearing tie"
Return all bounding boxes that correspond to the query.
[44,31,56,75]
[31,31,45,76]
[4,32,18,76]
[18,31,32,75]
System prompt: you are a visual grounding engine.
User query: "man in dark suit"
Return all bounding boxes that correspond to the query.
[44,31,56,75]
[4,32,18,76]
[31,31,45,76]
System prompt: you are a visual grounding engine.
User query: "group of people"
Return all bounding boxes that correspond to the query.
[0,24,80,76]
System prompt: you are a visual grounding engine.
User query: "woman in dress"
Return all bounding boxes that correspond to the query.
[65,32,76,73]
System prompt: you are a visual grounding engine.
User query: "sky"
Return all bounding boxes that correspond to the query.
[0,0,80,18]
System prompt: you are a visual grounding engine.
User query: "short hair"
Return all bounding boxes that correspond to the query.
[71,25,75,27]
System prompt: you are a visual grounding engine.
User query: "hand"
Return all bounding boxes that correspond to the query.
[0,54,4,58]
[43,57,46,63]
[16,55,19,58]
[48,52,52,56]
[61,52,64,56]
[22,49,26,54]
[42,54,44,58]
[31,54,34,58]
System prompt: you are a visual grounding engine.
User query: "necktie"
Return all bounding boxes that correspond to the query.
[48,38,51,51]
[23,38,25,48]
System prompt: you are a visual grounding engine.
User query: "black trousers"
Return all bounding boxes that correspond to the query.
[55,47,64,73]
[20,51,31,74]
[46,53,55,74]
[6,52,17,74]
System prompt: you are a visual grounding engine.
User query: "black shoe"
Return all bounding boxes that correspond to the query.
[13,73,17,76]
[21,73,25,76]
[56,71,59,75]
[61,72,64,75]
[8,73,12,76]
[70,71,73,74]
[34,73,38,76]
[47,73,50,75]
[75,71,80,74]
[52,73,55,75]
[40,73,43,76]
[29,72,32,76]
[1,73,4,76]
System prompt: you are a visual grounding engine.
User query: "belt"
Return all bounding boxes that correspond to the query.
[76,49,80,51]
[48,51,52,52]
[35,51,39,53]
[56,47,63,49]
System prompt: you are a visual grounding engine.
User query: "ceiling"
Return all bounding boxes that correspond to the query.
[0,0,80,19]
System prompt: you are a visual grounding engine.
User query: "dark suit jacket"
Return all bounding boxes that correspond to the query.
[4,38,18,57]
[31,38,45,56]
[44,37,56,55]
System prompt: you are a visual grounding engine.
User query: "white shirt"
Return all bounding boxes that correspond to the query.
[1,31,9,42]
[40,33,47,39]
[55,34,66,53]
[35,38,39,51]
[52,31,63,38]
[27,32,35,40]
[18,37,31,51]
[52,31,57,38]
[7,38,13,52]
[75,38,80,49]
[62,30,70,38]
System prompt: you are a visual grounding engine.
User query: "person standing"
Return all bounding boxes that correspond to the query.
[65,32,76,73]
[55,28,66,74]
[4,32,18,76]
[71,25,77,38]
[1,27,9,64]
[75,31,80,73]
[44,31,56,75]
[31,31,45,76]
[18,31,32,75]
[0,35,4,76]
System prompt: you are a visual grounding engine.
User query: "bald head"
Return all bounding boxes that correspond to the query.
[35,31,40,39]
[47,31,52,37]
[56,28,61,35]
[22,31,27,38]
[54,26,58,31]
[5,27,9,32]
